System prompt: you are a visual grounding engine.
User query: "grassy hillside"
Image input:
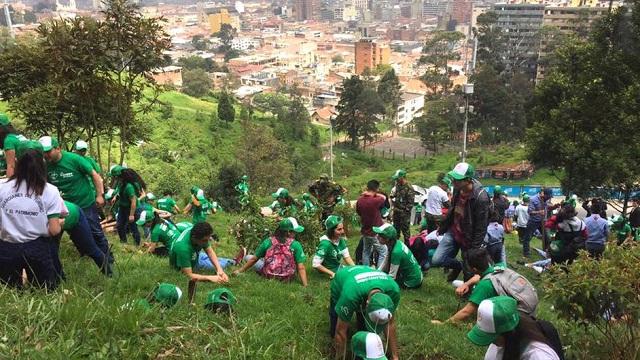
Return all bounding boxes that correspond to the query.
[0,218,565,359]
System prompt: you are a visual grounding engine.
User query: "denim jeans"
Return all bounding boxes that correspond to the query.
[430,231,462,271]
[361,236,387,268]
[244,255,265,272]
[522,221,542,257]
[0,237,58,289]
[67,210,112,275]
[197,251,235,270]
[117,207,142,245]
[82,204,113,263]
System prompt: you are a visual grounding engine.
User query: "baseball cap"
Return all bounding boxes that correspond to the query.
[302,192,311,200]
[440,175,452,187]
[391,169,406,180]
[279,217,304,233]
[152,283,182,307]
[351,331,388,360]
[74,140,88,151]
[448,162,475,181]
[146,192,156,201]
[372,223,397,240]
[467,296,520,346]
[241,175,248,181]
[522,194,530,202]
[494,185,504,195]
[0,113,10,126]
[15,140,44,159]
[110,165,126,177]
[324,215,343,231]
[204,287,237,313]
[136,210,153,226]
[365,292,394,331]
[104,188,115,201]
[38,136,59,152]
[271,187,289,199]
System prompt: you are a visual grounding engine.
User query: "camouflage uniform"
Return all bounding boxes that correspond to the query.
[392,182,415,243]
[308,175,346,222]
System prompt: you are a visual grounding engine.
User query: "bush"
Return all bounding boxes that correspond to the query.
[544,245,640,359]
[212,163,245,213]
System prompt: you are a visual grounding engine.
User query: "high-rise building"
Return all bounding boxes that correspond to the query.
[296,0,320,21]
[452,0,472,25]
[493,3,544,78]
[207,8,240,33]
[354,38,391,75]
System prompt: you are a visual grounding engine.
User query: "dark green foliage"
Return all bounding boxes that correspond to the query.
[218,92,235,123]
[176,55,220,72]
[415,98,459,153]
[191,35,209,51]
[181,68,212,98]
[544,245,640,359]
[159,102,173,120]
[377,68,402,133]
[334,76,384,149]
[310,126,320,147]
[420,31,464,96]
[212,163,245,213]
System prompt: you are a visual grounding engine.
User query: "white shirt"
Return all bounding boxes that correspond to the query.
[516,204,530,227]
[485,341,560,360]
[0,179,63,243]
[425,185,449,216]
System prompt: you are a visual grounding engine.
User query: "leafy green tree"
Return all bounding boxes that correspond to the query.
[177,55,219,72]
[415,98,458,153]
[473,12,506,73]
[212,162,245,212]
[331,54,344,63]
[279,96,309,140]
[181,68,212,98]
[191,35,209,51]
[159,102,173,120]
[377,68,402,134]
[218,91,235,123]
[334,76,385,148]
[526,3,640,213]
[420,31,464,96]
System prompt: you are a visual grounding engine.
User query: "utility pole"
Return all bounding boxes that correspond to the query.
[3,0,14,39]
[329,115,334,180]
[462,83,474,162]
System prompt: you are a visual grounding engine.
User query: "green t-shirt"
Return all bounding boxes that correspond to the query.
[255,237,306,264]
[157,197,177,213]
[314,235,350,273]
[330,266,400,323]
[62,201,80,231]
[47,151,96,209]
[118,183,140,210]
[468,265,501,306]
[3,133,26,151]
[169,228,210,270]
[150,220,184,248]
[616,223,632,243]
[389,241,423,288]
[84,155,101,174]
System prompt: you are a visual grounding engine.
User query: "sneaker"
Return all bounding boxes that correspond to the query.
[233,247,247,265]
[532,266,544,274]
[446,268,461,282]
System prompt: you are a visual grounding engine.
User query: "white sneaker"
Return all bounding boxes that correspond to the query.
[532,266,543,274]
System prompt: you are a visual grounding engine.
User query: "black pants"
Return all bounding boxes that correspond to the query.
[0,237,59,290]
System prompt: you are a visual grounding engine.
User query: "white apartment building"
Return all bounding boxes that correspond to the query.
[396,92,424,126]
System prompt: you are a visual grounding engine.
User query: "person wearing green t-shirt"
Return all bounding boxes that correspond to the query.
[169,222,229,300]
[0,114,27,177]
[268,187,299,217]
[233,217,309,287]
[157,191,181,214]
[374,223,423,289]
[59,201,112,276]
[330,265,401,360]
[39,136,113,264]
[110,165,145,245]
[73,140,102,174]
[138,210,192,256]
[611,216,633,245]
[432,248,506,324]
[183,186,214,224]
[312,215,355,279]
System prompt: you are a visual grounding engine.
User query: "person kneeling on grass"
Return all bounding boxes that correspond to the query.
[375,223,423,289]
[313,215,355,279]
[432,248,537,325]
[467,296,563,360]
[138,210,192,256]
[233,217,308,286]
[169,222,229,286]
[330,265,400,360]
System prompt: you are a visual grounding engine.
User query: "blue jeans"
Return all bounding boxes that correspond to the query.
[0,237,58,289]
[67,210,112,275]
[197,251,235,269]
[361,236,387,268]
[244,255,264,272]
[523,221,542,257]
[82,204,113,263]
[117,207,142,245]
[431,231,462,271]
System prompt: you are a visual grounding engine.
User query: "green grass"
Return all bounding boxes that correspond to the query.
[0,214,560,359]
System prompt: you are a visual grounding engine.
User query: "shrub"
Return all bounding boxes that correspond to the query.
[544,245,640,359]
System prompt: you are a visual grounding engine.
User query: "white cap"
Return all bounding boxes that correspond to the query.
[75,140,88,151]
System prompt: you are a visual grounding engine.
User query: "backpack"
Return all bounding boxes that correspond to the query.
[261,236,296,281]
[484,267,539,315]
[536,319,565,360]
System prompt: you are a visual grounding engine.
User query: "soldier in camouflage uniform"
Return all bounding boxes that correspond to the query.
[390,169,415,243]
[308,174,346,222]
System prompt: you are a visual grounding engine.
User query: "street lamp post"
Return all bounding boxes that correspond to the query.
[462,83,474,162]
